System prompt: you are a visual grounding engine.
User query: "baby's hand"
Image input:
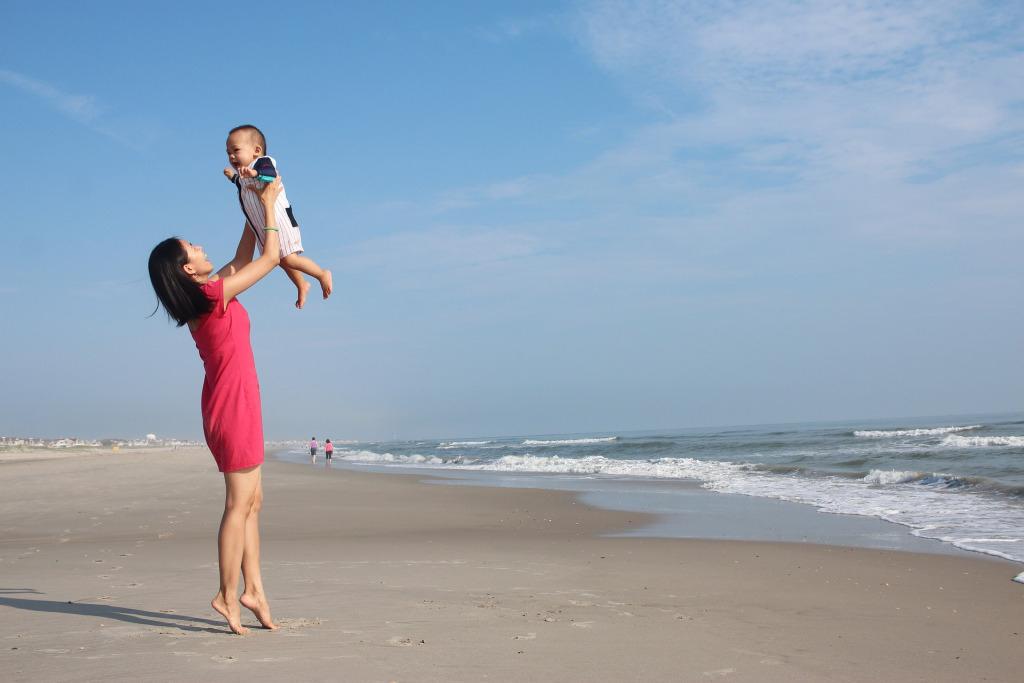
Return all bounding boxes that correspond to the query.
[238,167,259,179]
[223,166,237,180]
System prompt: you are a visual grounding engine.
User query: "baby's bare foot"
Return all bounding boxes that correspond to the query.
[319,270,333,300]
[295,279,311,309]
[240,591,278,630]
[211,592,249,635]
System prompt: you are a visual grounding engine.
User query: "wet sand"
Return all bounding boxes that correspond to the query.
[1,447,1021,682]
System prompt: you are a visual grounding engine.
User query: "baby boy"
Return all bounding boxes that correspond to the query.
[223,124,331,308]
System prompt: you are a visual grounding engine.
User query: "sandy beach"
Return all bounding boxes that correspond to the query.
[1,447,1021,682]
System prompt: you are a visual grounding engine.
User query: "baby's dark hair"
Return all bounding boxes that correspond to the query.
[228,124,267,153]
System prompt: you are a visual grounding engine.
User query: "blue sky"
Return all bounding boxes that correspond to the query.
[2,0,1023,440]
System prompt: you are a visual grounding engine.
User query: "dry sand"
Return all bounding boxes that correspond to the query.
[1,447,1021,682]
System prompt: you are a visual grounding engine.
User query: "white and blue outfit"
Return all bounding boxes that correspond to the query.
[226,156,304,258]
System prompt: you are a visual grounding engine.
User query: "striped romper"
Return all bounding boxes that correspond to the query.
[227,156,304,257]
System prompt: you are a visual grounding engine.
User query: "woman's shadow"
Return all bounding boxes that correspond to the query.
[0,588,227,634]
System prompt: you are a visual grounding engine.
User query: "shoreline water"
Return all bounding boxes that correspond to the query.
[276,453,1006,560]
[273,412,1024,571]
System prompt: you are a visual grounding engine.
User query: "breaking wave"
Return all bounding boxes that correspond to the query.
[854,425,981,438]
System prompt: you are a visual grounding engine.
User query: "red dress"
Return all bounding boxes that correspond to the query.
[191,278,264,472]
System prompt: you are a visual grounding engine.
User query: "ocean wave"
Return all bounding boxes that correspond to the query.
[437,440,492,449]
[863,469,925,485]
[942,435,1024,448]
[853,425,981,438]
[335,448,477,466]
[521,437,619,446]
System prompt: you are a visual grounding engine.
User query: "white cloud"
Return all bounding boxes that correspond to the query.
[428,1,1024,246]
[0,69,103,121]
[0,69,145,148]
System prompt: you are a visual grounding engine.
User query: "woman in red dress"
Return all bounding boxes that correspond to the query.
[148,179,284,635]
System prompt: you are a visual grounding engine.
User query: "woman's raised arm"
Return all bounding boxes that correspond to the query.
[220,178,283,308]
[216,224,257,280]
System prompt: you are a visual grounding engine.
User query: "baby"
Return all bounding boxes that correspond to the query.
[223,124,331,308]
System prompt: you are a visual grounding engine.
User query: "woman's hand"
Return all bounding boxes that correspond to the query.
[249,176,284,207]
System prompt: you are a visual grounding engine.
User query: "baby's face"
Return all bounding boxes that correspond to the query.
[226,130,262,170]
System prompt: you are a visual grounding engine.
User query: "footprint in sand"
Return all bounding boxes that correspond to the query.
[277,617,321,629]
[703,668,736,678]
[571,621,595,629]
[387,637,414,647]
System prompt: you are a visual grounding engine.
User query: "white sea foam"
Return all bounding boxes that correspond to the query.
[316,445,1024,566]
[941,435,1024,448]
[854,425,981,438]
[862,469,925,485]
[334,448,476,466]
[437,440,492,449]
[521,437,618,446]
[470,456,1024,565]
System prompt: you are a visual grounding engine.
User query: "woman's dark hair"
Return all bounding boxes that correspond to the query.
[148,237,213,327]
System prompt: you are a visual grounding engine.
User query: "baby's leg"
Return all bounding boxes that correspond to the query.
[281,253,332,301]
[281,263,311,309]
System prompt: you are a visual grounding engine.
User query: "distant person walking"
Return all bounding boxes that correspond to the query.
[147,178,284,635]
[310,436,318,462]
[325,439,333,460]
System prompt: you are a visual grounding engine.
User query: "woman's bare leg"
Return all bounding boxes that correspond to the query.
[239,470,277,629]
[211,465,260,635]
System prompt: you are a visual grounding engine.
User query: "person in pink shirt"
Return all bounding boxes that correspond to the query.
[325,439,334,461]
[147,178,284,635]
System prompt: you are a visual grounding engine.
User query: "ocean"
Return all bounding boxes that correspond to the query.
[275,412,1024,571]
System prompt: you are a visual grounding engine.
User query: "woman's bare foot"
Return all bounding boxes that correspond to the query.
[295,278,311,309]
[211,591,249,635]
[319,270,333,300]
[240,591,278,630]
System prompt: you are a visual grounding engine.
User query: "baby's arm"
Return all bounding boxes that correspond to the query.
[252,156,277,182]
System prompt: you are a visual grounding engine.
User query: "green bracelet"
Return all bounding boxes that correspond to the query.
[263,227,279,232]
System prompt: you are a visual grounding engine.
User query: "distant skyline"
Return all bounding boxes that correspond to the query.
[3,1,1023,440]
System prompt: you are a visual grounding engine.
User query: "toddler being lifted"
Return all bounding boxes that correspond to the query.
[223,124,332,308]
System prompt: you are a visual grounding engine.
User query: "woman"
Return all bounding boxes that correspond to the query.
[148,179,283,635]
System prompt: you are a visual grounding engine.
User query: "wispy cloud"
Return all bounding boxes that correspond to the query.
[571,1,1024,179]
[0,68,146,149]
[431,1,1024,248]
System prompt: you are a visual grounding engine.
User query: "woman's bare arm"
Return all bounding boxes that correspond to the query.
[220,178,283,308]
[216,225,257,280]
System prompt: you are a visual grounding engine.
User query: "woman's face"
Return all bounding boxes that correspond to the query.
[179,239,213,280]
